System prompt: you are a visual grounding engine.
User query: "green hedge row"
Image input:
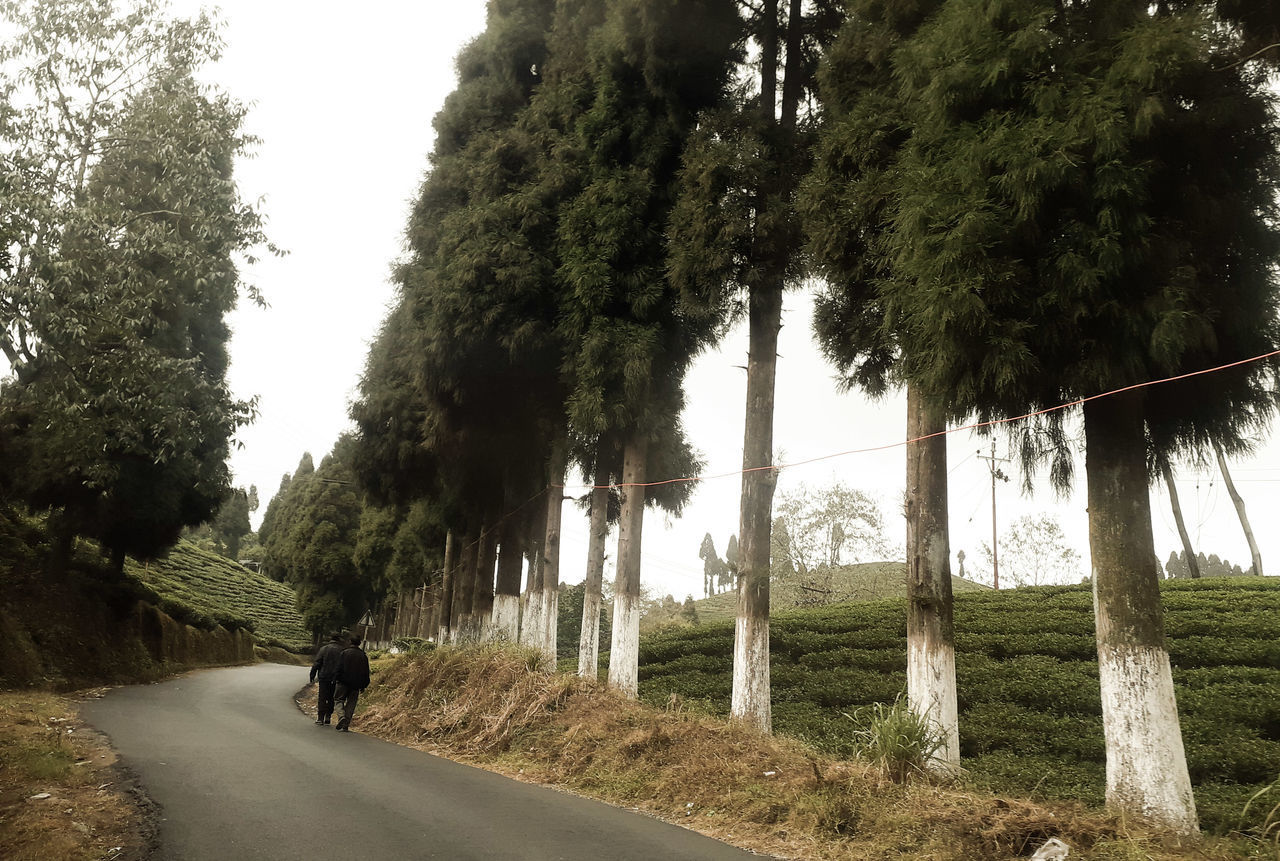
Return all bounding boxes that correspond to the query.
[636,578,1280,834]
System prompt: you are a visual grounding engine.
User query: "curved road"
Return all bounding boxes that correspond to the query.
[81,663,763,860]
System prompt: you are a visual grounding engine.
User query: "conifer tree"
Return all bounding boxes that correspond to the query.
[668,0,841,731]
[842,0,1280,830]
[549,0,738,696]
[801,0,959,768]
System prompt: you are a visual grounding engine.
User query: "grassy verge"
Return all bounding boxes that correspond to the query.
[356,645,1275,861]
[0,691,154,861]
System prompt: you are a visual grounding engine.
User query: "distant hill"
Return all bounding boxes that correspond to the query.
[125,541,311,652]
[689,562,989,625]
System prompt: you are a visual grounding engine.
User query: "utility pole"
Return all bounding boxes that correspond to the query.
[977,441,1010,589]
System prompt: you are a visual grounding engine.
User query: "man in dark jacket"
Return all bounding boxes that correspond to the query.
[333,635,371,732]
[309,632,346,725]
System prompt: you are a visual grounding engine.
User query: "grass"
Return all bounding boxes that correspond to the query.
[0,691,153,861]
[358,645,1271,861]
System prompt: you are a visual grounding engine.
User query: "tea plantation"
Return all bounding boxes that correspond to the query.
[125,541,311,652]
[635,577,1280,833]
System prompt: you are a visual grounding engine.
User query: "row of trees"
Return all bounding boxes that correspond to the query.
[0,0,269,572]
[273,0,1280,834]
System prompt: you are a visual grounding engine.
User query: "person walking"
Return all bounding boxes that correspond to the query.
[333,634,371,732]
[309,632,346,725]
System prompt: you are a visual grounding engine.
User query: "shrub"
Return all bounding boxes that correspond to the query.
[845,697,944,781]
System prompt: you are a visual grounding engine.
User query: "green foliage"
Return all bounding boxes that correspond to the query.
[0,0,273,565]
[636,578,1280,833]
[124,540,310,651]
[391,637,435,656]
[846,697,945,781]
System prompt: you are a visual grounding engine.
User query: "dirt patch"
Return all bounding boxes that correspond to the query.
[0,690,158,861]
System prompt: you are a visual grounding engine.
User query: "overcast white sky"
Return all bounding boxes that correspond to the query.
[173,0,1280,598]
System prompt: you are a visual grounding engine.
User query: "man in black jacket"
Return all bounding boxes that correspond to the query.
[309,632,346,725]
[333,635,371,732]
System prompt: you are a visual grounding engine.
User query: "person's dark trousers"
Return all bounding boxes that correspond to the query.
[316,680,336,724]
[334,683,360,731]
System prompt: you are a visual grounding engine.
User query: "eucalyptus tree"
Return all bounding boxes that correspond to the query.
[551,0,739,696]
[0,0,269,572]
[799,0,960,767]
[667,0,842,731]
[851,0,1280,831]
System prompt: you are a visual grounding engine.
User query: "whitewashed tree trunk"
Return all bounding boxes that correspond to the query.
[1085,394,1198,833]
[607,433,647,697]
[437,530,456,643]
[539,444,566,669]
[491,594,520,641]
[578,465,610,680]
[730,263,782,733]
[904,385,959,769]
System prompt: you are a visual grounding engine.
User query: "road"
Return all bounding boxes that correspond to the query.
[80,663,765,860]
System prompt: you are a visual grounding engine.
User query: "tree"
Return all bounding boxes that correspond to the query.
[773,482,891,575]
[1158,456,1201,579]
[550,0,739,698]
[0,1,270,572]
[855,0,1280,830]
[261,439,372,640]
[698,532,721,598]
[210,486,257,561]
[800,0,957,770]
[1215,444,1262,576]
[669,0,842,734]
[977,514,1084,588]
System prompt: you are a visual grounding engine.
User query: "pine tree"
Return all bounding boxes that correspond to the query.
[855,0,1280,830]
[668,0,842,732]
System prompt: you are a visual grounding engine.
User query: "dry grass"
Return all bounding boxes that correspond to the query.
[0,691,155,861]
[356,646,1273,861]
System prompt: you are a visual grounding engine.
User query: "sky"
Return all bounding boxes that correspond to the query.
[168,0,1280,599]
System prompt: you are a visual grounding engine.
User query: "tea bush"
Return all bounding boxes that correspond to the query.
[637,577,1280,833]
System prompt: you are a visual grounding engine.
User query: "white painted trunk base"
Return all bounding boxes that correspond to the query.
[578,596,601,680]
[1097,641,1198,833]
[907,638,959,769]
[437,625,449,645]
[731,613,771,732]
[522,590,545,648]
[490,594,520,642]
[540,587,559,669]
[608,592,641,697]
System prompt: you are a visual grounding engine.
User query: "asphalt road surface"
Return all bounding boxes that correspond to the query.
[81,663,765,860]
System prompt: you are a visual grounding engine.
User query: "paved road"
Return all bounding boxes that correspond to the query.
[81,663,764,860]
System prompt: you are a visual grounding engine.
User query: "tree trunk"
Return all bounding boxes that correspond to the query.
[540,442,567,670]
[607,431,648,697]
[1084,393,1197,833]
[492,506,524,642]
[451,531,478,644]
[579,463,610,681]
[1215,444,1262,576]
[521,545,542,646]
[731,272,782,733]
[474,522,498,640]
[438,530,456,642]
[1159,458,1200,579]
[905,384,959,769]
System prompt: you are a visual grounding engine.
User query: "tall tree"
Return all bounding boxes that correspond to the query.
[801,0,956,768]
[859,0,1280,830]
[0,2,269,571]
[551,0,739,697]
[669,0,842,732]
